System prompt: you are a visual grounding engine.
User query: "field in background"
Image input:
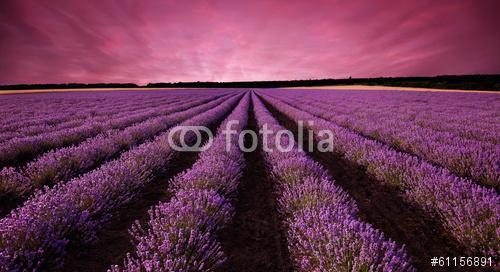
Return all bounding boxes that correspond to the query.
[0,88,498,271]
[0,87,203,95]
[1,84,499,95]
[286,84,500,94]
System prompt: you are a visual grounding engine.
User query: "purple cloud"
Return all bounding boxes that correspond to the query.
[1,0,499,84]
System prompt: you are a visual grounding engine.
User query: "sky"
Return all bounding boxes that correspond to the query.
[1,0,499,85]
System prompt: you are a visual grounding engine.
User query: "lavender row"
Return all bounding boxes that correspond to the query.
[290,89,499,144]
[0,94,168,129]
[110,93,250,271]
[0,95,232,208]
[0,95,119,125]
[0,90,204,122]
[0,95,188,143]
[0,93,242,271]
[290,89,499,140]
[0,89,228,134]
[0,98,184,145]
[284,93,499,188]
[259,92,499,257]
[0,93,228,168]
[412,112,499,144]
[0,92,184,131]
[0,94,196,146]
[252,94,414,271]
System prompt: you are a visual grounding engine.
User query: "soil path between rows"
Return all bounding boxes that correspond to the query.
[218,100,292,272]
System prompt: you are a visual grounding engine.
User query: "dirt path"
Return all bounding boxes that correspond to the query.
[218,102,292,272]
[260,97,479,272]
[283,85,500,94]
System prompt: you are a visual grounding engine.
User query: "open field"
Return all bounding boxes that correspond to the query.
[0,88,498,271]
[285,85,500,94]
[1,84,499,95]
[0,87,206,95]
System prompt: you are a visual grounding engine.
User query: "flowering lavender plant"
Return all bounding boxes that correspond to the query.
[252,93,414,271]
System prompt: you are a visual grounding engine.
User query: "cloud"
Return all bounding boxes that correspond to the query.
[0,0,499,84]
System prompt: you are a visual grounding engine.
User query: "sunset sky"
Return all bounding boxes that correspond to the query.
[1,0,499,85]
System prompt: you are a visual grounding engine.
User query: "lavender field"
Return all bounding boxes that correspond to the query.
[0,88,498,272]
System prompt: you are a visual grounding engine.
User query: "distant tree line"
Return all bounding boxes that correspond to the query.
[147,75,500,90]
[1,75,499,91]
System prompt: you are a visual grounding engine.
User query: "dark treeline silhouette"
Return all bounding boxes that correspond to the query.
[1,75,499,91]
[147,75,500,90]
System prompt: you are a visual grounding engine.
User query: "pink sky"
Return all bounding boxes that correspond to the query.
[1,0,499,85]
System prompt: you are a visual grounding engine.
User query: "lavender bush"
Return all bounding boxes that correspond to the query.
[0,94,230,204]
[0,94,241,271]
[274,92,499,187]
[252,93,414,271]
[0,93,228,167]
[259,92,499,257]
[110,94,249,271]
